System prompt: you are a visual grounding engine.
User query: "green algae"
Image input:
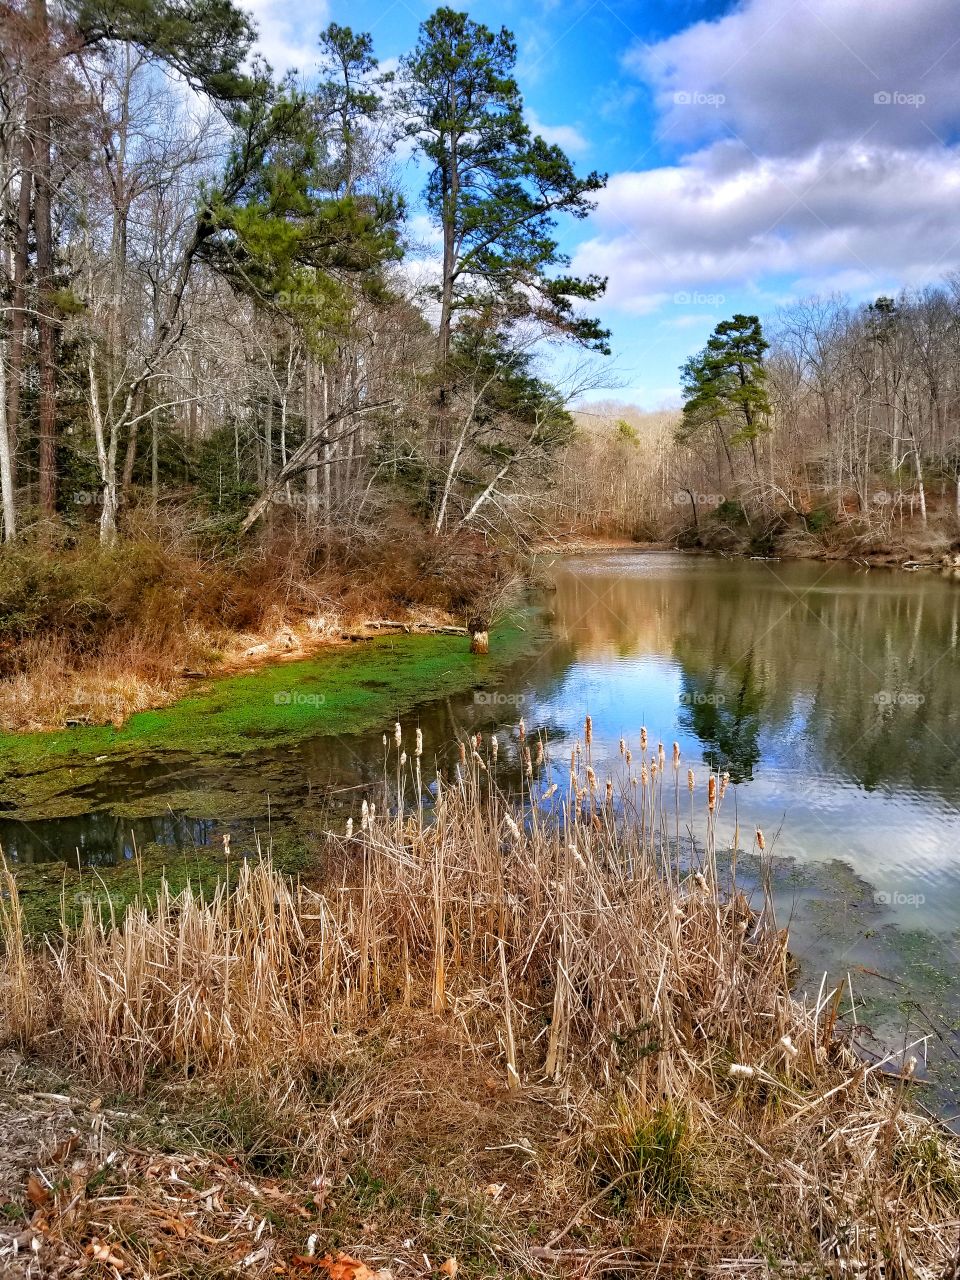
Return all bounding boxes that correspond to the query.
[0,613,546,821]
[10,832,317,937]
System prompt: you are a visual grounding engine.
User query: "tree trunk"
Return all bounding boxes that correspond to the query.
[6,131,32,489]
[33,0,57,521]
[0,340,17,540]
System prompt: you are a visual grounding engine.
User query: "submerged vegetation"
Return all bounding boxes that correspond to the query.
[2,726,959,1276]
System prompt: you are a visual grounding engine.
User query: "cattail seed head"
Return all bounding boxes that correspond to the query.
[491,734,499,761]
[585,715,592,747]
[640,727,648,752]
[459,741,467,765]
[625,748,632,766]
[619,736,625,756]
[605,779,613,804]
[415,728,423,757]
[687,768,695,793]
[400,751,407,767]
[518,718,526,740]
[658,742,665,770]
[535,741,544,767]
[708,775,716,812]
[672,742,680,769]
[394,721,402,747]
[756,828,765,851]
[346,818,353,838]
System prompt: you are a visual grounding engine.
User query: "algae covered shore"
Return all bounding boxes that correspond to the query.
[0,613,546,825]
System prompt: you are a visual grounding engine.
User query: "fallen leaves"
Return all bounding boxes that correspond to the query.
[293,1251,392,1280]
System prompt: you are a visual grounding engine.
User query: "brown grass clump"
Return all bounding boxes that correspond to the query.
[2,737,959,1277]
[0,520,509,731]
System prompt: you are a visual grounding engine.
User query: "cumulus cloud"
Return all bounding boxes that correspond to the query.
[574,0,960,317]
[526,111,589,155]
[573,139,960,312]
[628,0,960,154]
[245,0,327,73]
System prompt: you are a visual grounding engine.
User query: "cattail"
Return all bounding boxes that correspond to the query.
[619,736,625,756]
[625,748,632,767]
[570,748,576,772]
[223,833,231,855]
[459,740,467,765]
[473,751,487,771]
[904,1055,917,1077]
[369,803,376,824]
[641,763,648,787]
[586,765,596,790]
[687,768,695,793]
[491,735,499,762]
[605,779,613,804]
[382,733,387,747]
[524,747,532,779]
[728,1063,755,1079]
[693,871,707,890]
[640,727,647,752]
[415,728,423,758]
[756,827,765,851]
[400,751,407,767]
[505,815,522,841]
[651,761,658,779]
[475,732,482,749]
[361,799,370,831]
[518,718,526,741]
[394,721,402,748]
[585,715,592,748]
[542,783,557,800]
[658,742,665,770]
[780,1035,799,1059]
[719,770,729,800]
[345,818,353,838]
[708,775,716,812]
[535,741,544,767]
[672,742,680,770]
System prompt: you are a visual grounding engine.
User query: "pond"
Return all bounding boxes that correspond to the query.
[3,549,960,1111]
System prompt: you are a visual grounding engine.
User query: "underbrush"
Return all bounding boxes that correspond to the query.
[0,513,509,731]
[2,731,958,1277]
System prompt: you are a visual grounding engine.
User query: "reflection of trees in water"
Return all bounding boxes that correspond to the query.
[549,558,960,798]
[676,651,764,782]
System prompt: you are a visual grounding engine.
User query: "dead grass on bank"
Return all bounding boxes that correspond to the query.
[2,732,960,1278]
[0,518,506,732]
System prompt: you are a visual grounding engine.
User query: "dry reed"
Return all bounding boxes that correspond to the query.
[1,729,959,1277]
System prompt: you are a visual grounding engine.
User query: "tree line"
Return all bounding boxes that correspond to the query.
[0,0,609,545]
[548,286,960,549]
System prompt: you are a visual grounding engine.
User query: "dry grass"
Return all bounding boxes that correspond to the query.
[0,519,508,731]
[2,730,959,1277]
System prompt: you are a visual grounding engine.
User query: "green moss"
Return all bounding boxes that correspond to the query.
[0,613,545,821]
[10,834,315,936]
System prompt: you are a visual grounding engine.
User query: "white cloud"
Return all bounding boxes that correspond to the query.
[572,139,960,312]
[526,111,589,155]
[627,0,960,155]
[245,0,327,73]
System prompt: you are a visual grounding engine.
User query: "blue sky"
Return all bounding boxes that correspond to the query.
[245,0,960,406]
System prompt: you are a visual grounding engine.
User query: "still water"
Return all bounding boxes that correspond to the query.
[4,550,960,1103]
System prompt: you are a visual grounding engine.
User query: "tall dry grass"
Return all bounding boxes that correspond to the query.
[2,727,959,1275]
